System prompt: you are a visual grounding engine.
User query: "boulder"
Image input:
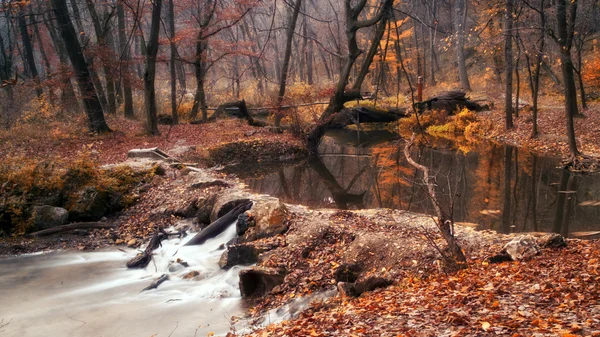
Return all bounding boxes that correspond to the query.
[219,243,260,269]
[334,263,361,283]
[336,276,393,298]
[219,239,284,269]
[236,212,255,236]
[503,235,540,261]
[173,198,199,218]
[68,187,113,222]
[32,206,68,230]
[537,233,567,249]
[194,194,219,226]
[239,267,285,298]
[211,191,289,241]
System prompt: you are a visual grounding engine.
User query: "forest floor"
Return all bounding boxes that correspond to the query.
[1,109,599,336]
[476,96,600,159]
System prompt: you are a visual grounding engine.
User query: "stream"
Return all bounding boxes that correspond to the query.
[242,129,600,235]
[0,223,247,337]
[1,129,599,337]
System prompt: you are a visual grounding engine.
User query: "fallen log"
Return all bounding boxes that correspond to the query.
[141,274,169,292]
[27,222,116,237]
[329,107,406,129]
[185,200,253,246]
[414,91,487,114]
[215,100,267,127]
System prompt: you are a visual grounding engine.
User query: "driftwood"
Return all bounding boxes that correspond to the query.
[141,274,169,292]
[27,222,116,237]
[414,91,486,114]
[126,228,186,269]
[185,200,253,246]
[215,100,267,127]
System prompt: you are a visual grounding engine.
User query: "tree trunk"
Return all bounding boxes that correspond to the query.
[144,0,162,135]
[44,11,80,113]
[191,38,209,121]
[168,0,178,124]
[454,0,471,90]
[554,0,579,157]
[85,0,116,115]
[504,0,514,129]
[274,0,302,128]
[117,1,134,118]
[18,10,43,97]
[51,0,110,133]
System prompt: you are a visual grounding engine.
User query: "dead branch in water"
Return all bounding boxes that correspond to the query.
[403,133,467,271]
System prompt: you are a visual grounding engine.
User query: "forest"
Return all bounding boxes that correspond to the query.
[1,0,600,336]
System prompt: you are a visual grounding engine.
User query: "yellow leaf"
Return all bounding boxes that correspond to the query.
[482,322,491,331]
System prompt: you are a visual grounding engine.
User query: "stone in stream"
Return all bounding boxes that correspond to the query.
[219,239,283,269]
[32,205,68,230]
[238,267,285,298]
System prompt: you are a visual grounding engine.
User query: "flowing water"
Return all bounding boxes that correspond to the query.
[241,129,600,235]
[0,223,247,337]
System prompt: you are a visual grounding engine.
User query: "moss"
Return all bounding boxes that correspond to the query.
[0,152,153,235]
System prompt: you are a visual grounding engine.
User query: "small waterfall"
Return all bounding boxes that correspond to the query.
[0,221,245,337]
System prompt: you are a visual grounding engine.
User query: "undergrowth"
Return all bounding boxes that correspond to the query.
[0,150,156,235]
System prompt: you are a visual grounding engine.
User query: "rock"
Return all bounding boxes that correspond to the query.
[503,235,540,261]
[239,267,285,298]
[219,243,261,269]
[32,206,68,230]
[68,187,113,222]
[537,233,567,249]
[334,263,361,283]
[353,276,393,296]
[182,270,201,280]
[128,148,170,161]
[189,180,231,190]
[236,212,255,236]
[173,198,199,218]
[488,252,513,264]
[336,276,393,298]
[337,282,357,298]
[195,194,218,226]
[168,261,185,273]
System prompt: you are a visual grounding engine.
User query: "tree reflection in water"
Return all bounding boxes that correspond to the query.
[241,129,600,235]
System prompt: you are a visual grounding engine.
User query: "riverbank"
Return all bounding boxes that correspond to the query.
[2,130,599,336]
[477,98,600,159]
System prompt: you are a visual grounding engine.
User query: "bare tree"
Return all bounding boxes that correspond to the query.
[274,0,302,129]
[50,0,110,133]
[143,0,162,135]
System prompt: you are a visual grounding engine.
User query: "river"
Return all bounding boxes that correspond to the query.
[241,129,600,235]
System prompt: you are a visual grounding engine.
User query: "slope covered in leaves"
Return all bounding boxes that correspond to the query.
[248,238,600,337]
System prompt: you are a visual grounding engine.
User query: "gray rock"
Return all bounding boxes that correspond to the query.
[239,267,285,298]
[33,206,68,230]
[537,233,567,249]
[503,235,540,261]
[68,187,112,221]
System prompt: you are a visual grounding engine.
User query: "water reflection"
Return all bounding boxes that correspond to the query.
[241,129,600,235]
